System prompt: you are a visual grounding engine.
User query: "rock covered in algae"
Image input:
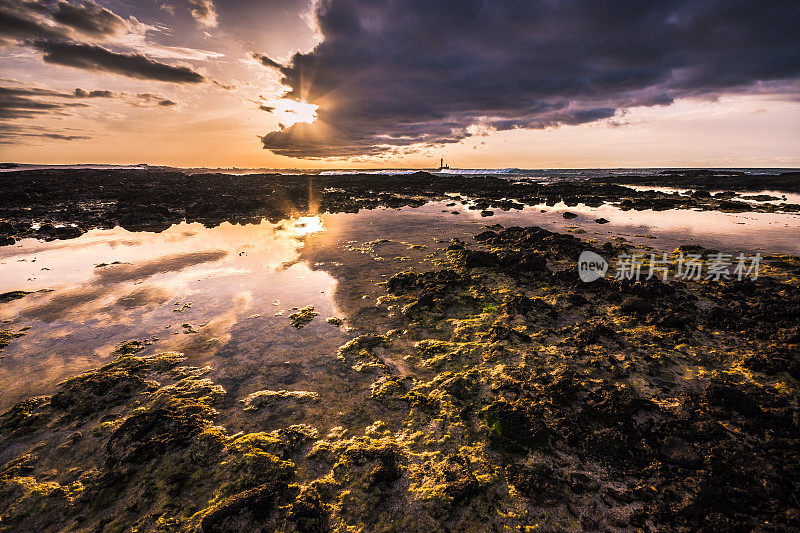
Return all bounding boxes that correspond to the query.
[240,389,320,411]
[0,330,25,350]
[0,349,299,531]
[0,290,31,304]
[336,333,391,373]
[288,306,319,328]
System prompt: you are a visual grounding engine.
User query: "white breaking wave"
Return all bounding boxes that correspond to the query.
[318,168,522,176]
[318,169,421,175]
[435,168,521,175]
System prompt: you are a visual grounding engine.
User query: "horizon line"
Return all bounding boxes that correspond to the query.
[3,163,800,171]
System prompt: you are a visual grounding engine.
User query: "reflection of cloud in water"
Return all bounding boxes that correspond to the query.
[20,250,229,323]
[115,286,173,310]
[0,218,325,292]
[95,251,229,284]
[0,217,338,410]
[169,290,254,359]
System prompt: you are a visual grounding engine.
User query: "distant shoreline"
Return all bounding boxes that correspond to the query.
[2,163,800,175]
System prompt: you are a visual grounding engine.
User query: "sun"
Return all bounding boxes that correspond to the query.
[273,99,319,127]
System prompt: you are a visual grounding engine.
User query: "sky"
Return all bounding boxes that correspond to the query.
[0,0,798,169]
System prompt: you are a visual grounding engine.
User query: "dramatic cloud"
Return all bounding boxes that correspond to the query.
[51,1,127,37]
[34,40,205,83]
[0,0,129,42]
[0,1,208,83]
[187,0,217,29]
[259,0,800,158]
[0,0,69,42]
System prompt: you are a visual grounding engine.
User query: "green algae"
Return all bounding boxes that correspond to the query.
[0,330,25,350]
[337,333,391,373]
[240,390,320,411]
[288,306,319,328]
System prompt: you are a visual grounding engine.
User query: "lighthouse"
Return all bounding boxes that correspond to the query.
[438,157,450,170]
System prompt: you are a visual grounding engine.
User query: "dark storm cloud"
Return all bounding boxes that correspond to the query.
[51,1,127,37]
[259,0,800,158]
[158,99,177,106]
[34,40,206,83]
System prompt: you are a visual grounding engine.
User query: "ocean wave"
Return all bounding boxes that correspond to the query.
[435,168,521,175]
[318,169,420,175]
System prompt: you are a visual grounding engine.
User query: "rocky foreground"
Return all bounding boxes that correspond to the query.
[2,221,799,531]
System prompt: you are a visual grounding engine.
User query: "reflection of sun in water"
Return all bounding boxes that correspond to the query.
[272,99,319,127]
[292,215,325,236]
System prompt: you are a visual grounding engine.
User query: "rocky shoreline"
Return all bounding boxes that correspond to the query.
[1,210,799,530]
[1,169,799,245]
[593,169,800,193]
